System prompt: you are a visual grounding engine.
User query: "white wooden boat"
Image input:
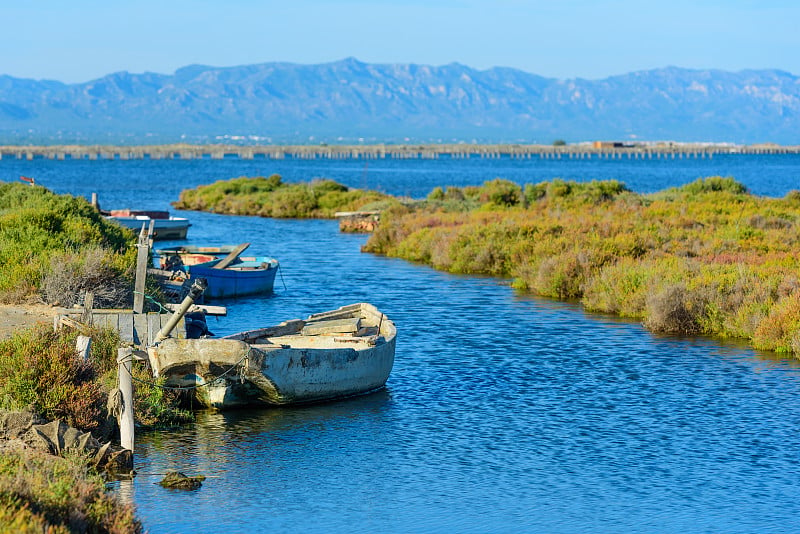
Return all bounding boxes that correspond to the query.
[105,209,190,240]
[147,303,396,409]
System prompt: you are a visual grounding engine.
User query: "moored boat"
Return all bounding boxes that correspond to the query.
[182,256,279,299]
[155,245,242,268]
[105,209,191,240]
[146,303,396,409]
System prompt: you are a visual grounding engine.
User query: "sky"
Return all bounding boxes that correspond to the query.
[2,0,798,83]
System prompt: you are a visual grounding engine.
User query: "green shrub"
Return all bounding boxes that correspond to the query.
[310,178,348,193]
[0,325,191,433]
[674,176,748,195]
[427,187,445,201]
[363,176,800,357]
[173,175,394,218]
[478,178,522,207]
[0,183,133,304]
[752,293,800,352]
[0,326,104,431]
[0,448,142,533]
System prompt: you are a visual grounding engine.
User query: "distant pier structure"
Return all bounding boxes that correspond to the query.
[1,142,798,162]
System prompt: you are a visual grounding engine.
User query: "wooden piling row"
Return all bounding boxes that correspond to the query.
[2,142,797,162]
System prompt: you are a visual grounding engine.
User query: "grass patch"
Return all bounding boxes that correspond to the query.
[172,174,399,218]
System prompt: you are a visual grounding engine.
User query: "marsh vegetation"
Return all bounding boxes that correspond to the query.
[0,182,191,532]
[172,174,398,218]
[364,177,800,355]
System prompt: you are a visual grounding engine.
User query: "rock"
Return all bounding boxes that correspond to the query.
[0,409,45,440]
[0,409,134,475]
[159,471,205,490]
[105,448,134,476]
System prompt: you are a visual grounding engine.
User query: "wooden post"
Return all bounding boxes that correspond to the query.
[81,291,94,324]
[133,225,150,314]
[117,347,135,452]
[76,336,91,360]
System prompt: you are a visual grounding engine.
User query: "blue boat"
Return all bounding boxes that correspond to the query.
[184,256,280,299]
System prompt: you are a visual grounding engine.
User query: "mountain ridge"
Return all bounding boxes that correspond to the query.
[0,59,797,145]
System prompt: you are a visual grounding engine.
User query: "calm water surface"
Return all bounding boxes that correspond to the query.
[4,154,800,532]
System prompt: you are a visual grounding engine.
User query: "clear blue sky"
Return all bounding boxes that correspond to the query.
[3,0,798,83]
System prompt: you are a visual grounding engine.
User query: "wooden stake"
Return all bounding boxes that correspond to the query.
[117,347,135,452]
[133,225,150,314]
[76,336,91,360]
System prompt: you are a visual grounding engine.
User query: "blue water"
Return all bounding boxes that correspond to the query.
[4,154,800,533]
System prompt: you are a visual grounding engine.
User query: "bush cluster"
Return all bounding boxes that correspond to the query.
[365,176,800,355]
[0,323,190,532]
[172,174,398,218]
[0,448,142,533]
[0,183,135,305]
[0,325,192,434]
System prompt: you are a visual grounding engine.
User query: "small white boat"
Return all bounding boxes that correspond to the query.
[147,303,396,409]
[105,209,190,240]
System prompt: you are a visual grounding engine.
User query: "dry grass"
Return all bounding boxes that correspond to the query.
[41,248,132,309]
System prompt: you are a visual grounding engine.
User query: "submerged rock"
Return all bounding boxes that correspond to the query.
[159,471,206,490]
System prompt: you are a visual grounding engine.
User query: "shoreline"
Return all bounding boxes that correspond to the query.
[0,303,59,340]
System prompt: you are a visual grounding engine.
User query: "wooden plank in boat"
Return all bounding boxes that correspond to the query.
[307,304,361,322]
[301,317,361,335]
[213,242,250,269]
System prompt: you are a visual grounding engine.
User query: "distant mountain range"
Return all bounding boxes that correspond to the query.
[0,58,798,145]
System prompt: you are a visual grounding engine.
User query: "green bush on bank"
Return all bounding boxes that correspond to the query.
[0,325,192,433]
[364,176,800,356]
[0,182,135,305]
[0,448,142,533]
[0,324,188,533]
[172,174,398,218]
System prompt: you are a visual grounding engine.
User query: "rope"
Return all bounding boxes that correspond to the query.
[118,351,250,391]
[277,264,288,291]
[107,388,123,419]
[132,291,170,313]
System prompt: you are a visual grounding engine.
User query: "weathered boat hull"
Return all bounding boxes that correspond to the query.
[107,216,191,240]
[184,257,279,298]
[147,303,396,409]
